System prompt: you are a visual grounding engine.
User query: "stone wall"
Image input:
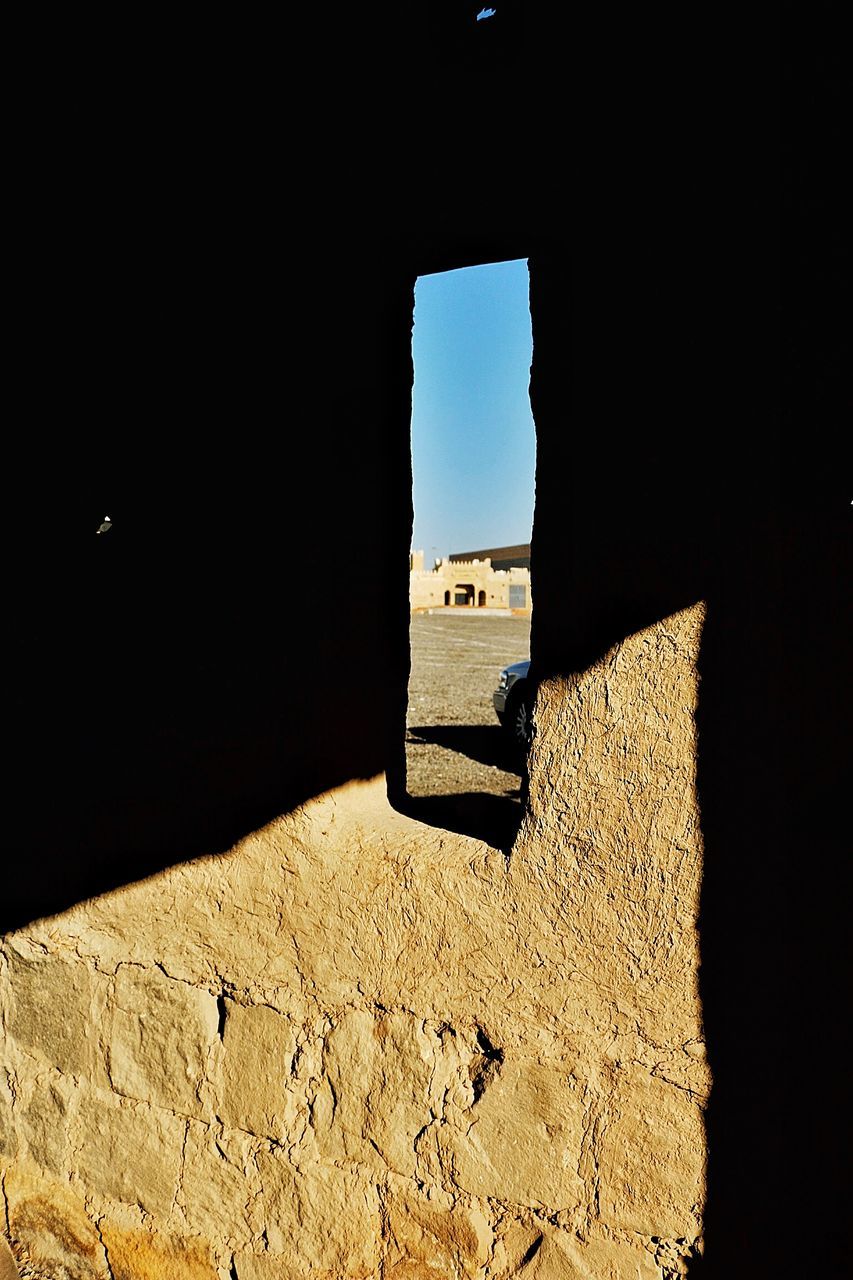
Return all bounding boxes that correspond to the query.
[4,11,842,1277]
[1,605,706,1278]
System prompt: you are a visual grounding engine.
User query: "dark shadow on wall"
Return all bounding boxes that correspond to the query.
[2,494,396,933]
[2,11,541,933]
[687,513,850,1279]
[520,14,850,1250]
[0,217,418,933]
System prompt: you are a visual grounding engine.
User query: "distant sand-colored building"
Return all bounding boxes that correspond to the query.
[409,544,532,614]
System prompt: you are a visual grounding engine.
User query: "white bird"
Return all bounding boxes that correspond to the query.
[96,516,112,535]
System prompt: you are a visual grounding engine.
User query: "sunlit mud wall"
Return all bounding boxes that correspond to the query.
[1,604,707,1280]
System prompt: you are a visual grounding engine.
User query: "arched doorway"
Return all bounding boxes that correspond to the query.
[454,583,475,606]
[478,589,487,607]
[444,590,451,606]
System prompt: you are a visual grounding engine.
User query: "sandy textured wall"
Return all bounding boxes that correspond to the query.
[0,605,707,1279]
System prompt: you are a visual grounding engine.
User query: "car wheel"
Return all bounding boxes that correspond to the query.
[503,682,534,751]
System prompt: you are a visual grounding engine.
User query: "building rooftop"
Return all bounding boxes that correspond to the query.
[449,543,531,571]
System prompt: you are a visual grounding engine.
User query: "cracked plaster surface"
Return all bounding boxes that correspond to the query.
[0,605,707,1278]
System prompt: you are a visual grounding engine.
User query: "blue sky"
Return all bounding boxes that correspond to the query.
[410,258,536,562]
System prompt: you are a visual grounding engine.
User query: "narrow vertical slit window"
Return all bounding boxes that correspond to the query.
[404,259,536,849]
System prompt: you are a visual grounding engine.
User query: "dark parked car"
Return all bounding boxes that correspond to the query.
[493,659,533,749]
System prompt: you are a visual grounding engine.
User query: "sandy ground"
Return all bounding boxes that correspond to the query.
[402,612,532,848]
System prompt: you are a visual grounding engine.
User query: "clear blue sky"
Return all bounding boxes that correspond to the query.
[410,258,536,562]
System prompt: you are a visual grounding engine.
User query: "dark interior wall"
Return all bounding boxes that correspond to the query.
[4,3,545,923]
[6,239,418,916]
[4,7,848,1276]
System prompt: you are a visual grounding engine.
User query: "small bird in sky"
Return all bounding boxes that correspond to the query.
[96,516,112,535]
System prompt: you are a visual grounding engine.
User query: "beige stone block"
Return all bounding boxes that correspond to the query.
[0,1236,19,1280]
[512,1230,660,1280]
[108,966,218,1118]
[315,1009,459,1179]
[5,945,97,1077]
[178,1121,262,1247]
[384,1265,452,1280]
[75,1091,185,1218]
[312,1007,376,1164]
[597,1069,705,1238]
[233,1255,303,1280]
[3,1163,110,1280]
[440,1057,585,1209]
[487,1217,541,1274]
[385,1181,492,1278]
[361,1012,442,1177]
[20,1076,73,1174]
[219,1002,298,1136]
[99,1223,220,1280]
[235,1252,367,1280]
[0,1082,16,1159]
[257,1149,381,1277]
